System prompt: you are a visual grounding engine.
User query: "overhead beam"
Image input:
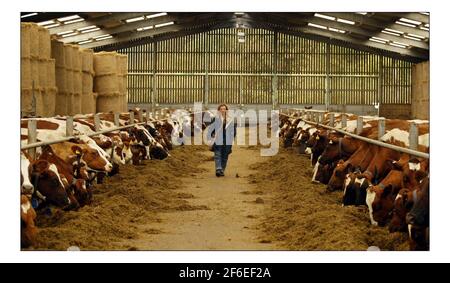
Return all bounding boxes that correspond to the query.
[268,13,428,50]
[21,12,77,23]
[63,12,220,44]
[48,12,149,35]
[60,14,180,43]
[320,12,429,38]
[249,21,427,62]
[96,21,234,52]
[83,14,235,49]
[382,12,429,25]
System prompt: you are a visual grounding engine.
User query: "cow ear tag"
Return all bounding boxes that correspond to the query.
[316,136,320,140]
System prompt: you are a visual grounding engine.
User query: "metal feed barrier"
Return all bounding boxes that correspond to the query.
[21,108,200,159]
[280,108,429,159]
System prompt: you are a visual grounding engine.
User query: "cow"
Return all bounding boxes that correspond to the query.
[326,142,376,192]
[29,159,71,209]
[319,136,364,165]
[50,142,113,173]
[366,167,406,227]
[21,195,37,248]
[406,177,429,251]
[39,145,90,208]
[21,151,34,195]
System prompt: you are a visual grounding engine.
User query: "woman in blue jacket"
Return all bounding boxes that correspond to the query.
[207,104,237,177]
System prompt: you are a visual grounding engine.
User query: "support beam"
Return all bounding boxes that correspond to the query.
[320,12,429,38]
[381,12,429,25]
[66,116,74,137]
[49,12,148,35]
[60,14,183,43]
[21,12,77,23]
[83,14,234,49]
[152,41,157,113]
[259,23,428,61]
[272,31,278,110]
[204,32,209,108]
[27,119,37,159]
[325,43,330,110]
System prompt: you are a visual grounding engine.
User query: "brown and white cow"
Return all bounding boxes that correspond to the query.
[366,168,406,226]
[406,177,429,251]
[21,194,37,248]
[29,159,71,208]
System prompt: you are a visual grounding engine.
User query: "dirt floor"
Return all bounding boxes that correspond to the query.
[29,129,409,251]
[248,147,410,251]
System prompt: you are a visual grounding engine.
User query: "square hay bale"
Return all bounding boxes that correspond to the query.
[73,71,83,94]
[94,51,118,76]
[81,48,94,74]
[42,87,57,117]
[47,59,56,88]
[82,72,94,94]
[51,39,65,67]
[55,66,67,93]
[94,74,119,94]
[29,23,39,59]
[38,26,51,59]
[55,92,72,116]
[21,23,31,58]
[81,92,97,114]
[38,59,48,89]
[96,94,122,113]
[21,57,32,89]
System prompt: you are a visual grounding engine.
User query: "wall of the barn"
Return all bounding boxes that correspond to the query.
[411,61,429,120]
[117,28,414,116]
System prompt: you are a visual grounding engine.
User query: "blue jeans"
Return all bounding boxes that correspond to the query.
[214,145,231,172]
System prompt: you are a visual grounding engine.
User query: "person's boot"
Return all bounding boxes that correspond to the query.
[219,170,225,177]
[216,170,221,177]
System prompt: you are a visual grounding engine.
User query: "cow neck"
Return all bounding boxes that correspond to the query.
[356,146,372,168]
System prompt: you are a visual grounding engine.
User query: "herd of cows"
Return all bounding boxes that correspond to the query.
[278,111,430,250]
[20,108,430,251]
[20,109,213,249]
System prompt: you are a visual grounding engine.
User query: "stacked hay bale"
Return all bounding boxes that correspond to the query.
[51,39,67,116]
[71,45,83,115]
[64,43,74,115]
[94,52,122,113]
[117,54,129,112]
[21,23,56,117]
[81,48,97,114]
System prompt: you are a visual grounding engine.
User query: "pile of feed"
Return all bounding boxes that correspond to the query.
[31,145,210,251]
[247,148,409,251]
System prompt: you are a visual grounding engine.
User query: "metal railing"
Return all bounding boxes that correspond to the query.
[281,108,429,159]
[21,109,200,155]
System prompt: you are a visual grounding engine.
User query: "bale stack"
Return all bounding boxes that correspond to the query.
[21,23,56,117]
[81,48,97,114]
[117,54,129,112]
[71,45,82,115]
[51,39,68,116]
[94,51,122,113]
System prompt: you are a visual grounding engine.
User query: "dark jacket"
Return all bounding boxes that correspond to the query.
[207,114,237,153]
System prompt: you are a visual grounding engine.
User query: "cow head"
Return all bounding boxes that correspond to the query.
[342,168,368,206]
[327,160,353,192]
[366,184,397,227]
[21,152,34,195]
[81,146,113,172]
[389,188,415,233]
[406,178,429,251]
[30,159,71,208]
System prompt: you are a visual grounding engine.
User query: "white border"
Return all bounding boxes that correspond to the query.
[2,0,449,263]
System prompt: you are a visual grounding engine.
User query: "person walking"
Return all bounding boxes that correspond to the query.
[207,104,237,177]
